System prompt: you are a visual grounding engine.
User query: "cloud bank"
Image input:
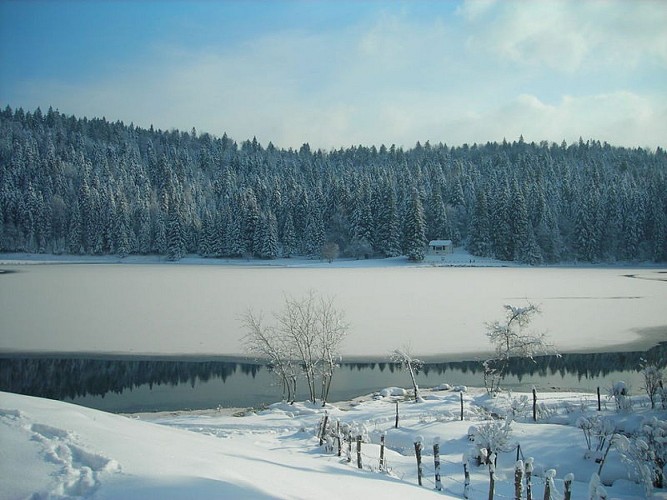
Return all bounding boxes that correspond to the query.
[6,0,666,149]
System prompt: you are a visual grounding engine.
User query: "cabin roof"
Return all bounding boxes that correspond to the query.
[429,239,452,246]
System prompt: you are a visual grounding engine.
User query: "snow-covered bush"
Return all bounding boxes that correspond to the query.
[640,362,663,409]
[589,473,608,499]
[379,387,407,398]
[470,419,514,466]
[508,394,530,419]
[609,381,632,411]
[577,415,616,462]
[615,416,666,494]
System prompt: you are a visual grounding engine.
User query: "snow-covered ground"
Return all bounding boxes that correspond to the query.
[1,386,665,499]
[0,247,499,267]
[2,247,666,268]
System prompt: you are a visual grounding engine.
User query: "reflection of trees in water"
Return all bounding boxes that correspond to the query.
[0,358,261,400]
[345,342,667,382]
[1,343,664,401]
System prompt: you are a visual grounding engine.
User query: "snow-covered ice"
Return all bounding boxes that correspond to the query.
[1,254,665,358]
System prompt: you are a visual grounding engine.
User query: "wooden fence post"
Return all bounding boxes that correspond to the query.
[433,437,442,491]
[463,462,471,499]
[597,387,601,411]
[319,412,329,446]
[544,469,556,500]
[395,400,399,428]
[532,387,537,422]
[356,435,362,469]
[525,457,534,500]
[347,433,352,463]
[460,392,464,421]
[487,451,496,500]
[414,437,423,486]
[564,473,574,500]
[336,421,341,457]
[379,434,386,471]
[515,460,524,500]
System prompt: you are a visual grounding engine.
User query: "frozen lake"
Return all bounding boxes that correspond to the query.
[1,263,666,359]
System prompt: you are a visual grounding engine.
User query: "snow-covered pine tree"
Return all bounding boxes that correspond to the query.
[404,188,427,261]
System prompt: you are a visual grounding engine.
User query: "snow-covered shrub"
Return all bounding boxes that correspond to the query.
[348,420,370,444]
[379,387,407,398]
[536,401,557,420]
[508,395,530,419]
[433,383,451,391]
[640,362,663,409]
[589,473,608,499]
[609,381,632,411]
[470,419,514,466]
[615,416,666,494]
[577,416,616,462]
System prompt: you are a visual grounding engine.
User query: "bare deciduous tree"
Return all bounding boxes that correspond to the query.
[241,310,298,403]
[241,290,348,405]
[483,303,556,395]
[316,295,348,404]
[640,361,663,409]
[391,346,423,402]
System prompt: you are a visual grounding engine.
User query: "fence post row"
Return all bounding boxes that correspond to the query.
[433,437,442,491]
[320,420,575,500]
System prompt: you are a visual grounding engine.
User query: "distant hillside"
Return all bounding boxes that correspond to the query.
[1,106,666,263]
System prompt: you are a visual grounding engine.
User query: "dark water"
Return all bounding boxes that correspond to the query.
[1,343,665,413]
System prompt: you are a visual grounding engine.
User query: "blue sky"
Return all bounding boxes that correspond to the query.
[1,0,665,149]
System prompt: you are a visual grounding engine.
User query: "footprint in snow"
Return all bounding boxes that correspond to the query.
[26,421,121,497]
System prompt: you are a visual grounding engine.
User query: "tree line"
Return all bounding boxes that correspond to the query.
[1,105,666,263]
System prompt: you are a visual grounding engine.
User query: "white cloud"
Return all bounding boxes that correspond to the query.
[464,0,667,73]
[10,2,667,150]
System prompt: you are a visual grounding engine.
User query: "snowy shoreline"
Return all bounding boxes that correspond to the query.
[2,250,666,269]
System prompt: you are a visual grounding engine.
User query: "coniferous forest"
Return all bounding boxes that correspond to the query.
[1,105,666,263]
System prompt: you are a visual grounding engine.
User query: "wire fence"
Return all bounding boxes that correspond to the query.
[316,413,578,500]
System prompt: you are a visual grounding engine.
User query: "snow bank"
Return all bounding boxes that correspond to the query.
[3,386,665,499]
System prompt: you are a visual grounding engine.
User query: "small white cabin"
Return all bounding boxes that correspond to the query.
[428,239,454,255]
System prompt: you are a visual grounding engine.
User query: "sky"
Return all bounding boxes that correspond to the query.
[1,0,666,150]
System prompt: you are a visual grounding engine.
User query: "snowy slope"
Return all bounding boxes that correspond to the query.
[2,387,665,499]
[0,391,450,499]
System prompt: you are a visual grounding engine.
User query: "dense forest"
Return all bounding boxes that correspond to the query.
[1,106,666,263]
